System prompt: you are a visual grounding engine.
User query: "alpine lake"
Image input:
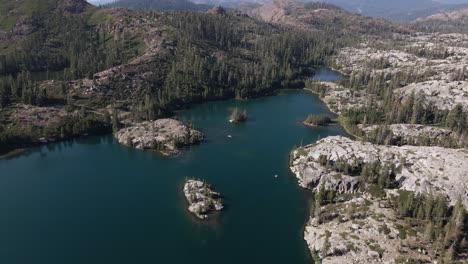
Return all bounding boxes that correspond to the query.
[0,68,346,264]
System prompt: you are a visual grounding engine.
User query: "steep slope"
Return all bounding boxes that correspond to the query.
[390,3,468,21]
[0,0,144,77]
[0,0,335,154]
[322,0,438,18]
[319,0,468,21]
[413,8,468,33]
[0,0,91,33]
[197,0,468,21]
[108,0,212,11]
[247,0,402,35]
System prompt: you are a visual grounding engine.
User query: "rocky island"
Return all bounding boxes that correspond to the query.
[303,114,333,127]
[229,107,248,123]
[183,179,223,219]
[114,119,203,156]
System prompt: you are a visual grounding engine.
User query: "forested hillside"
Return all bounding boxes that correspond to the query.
[0,0,347,154]
[0,0,144,85]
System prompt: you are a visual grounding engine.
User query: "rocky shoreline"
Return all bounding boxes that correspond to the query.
[0,104,111,158]
[183,179,223,220]
[291,136,468,206]
[114,119,203,156]
[290,136,468,263]
[299,34,468,261]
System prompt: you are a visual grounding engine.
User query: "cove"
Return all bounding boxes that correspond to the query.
[0,70,346,264]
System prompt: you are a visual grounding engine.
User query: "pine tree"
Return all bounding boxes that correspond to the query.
[322,231,331,257]
[112,108,120,133]
[425,222,434,242]
[443,243,455,264]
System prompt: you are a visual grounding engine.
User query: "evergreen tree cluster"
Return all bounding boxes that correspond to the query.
[318,155,397,189]
[0,7,342,151]
[126,11,337,120]
[315,153,468,261]
[389,191,468,261]
[327,67,468,147]
[0,4,143,109]
[304,114,332,126]
[0,109,109,154]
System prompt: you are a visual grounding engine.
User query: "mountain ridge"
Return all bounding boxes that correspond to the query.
[107,0,212,11]
[246,0,404,34]
[412,7,468,33]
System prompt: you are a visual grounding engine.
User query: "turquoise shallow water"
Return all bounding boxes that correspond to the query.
[0,70,345,264]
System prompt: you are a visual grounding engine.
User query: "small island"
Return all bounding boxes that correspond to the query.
[183,179,223,220]
[229,107,248,123]
[303,114,332,127]
[114,119,203,156]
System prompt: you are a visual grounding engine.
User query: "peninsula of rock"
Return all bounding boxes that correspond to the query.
[290,136,468,263]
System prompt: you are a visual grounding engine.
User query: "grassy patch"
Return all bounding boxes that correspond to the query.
[334,115,362,140]
[366,184,387,198]
[295,147,308,157]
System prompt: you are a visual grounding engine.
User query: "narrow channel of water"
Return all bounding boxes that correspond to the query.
[0,69,345,264]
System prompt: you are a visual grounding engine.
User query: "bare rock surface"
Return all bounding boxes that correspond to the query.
[394,80,468,111]
[331,33,468,112]
[305,197,431,264]
[114,119,203,156]
[290,136,468,207]
[360,124,462,146]
[292,136,468,263]
[207,6,226,15]
[183,179,223,219]
[361,124,452,139]
[307,82,376,115]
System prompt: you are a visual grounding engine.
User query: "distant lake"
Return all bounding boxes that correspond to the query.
[313,67,343,82]
[0,69,345,264]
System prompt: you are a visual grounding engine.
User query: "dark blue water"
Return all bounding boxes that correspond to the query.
[313,67,343,82]
[0,70,345,264]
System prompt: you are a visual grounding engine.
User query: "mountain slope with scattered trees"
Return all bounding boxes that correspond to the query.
[0,0,347,154]
[247,0,405,35]
[107,0,212,11]
[413,7,468,33]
